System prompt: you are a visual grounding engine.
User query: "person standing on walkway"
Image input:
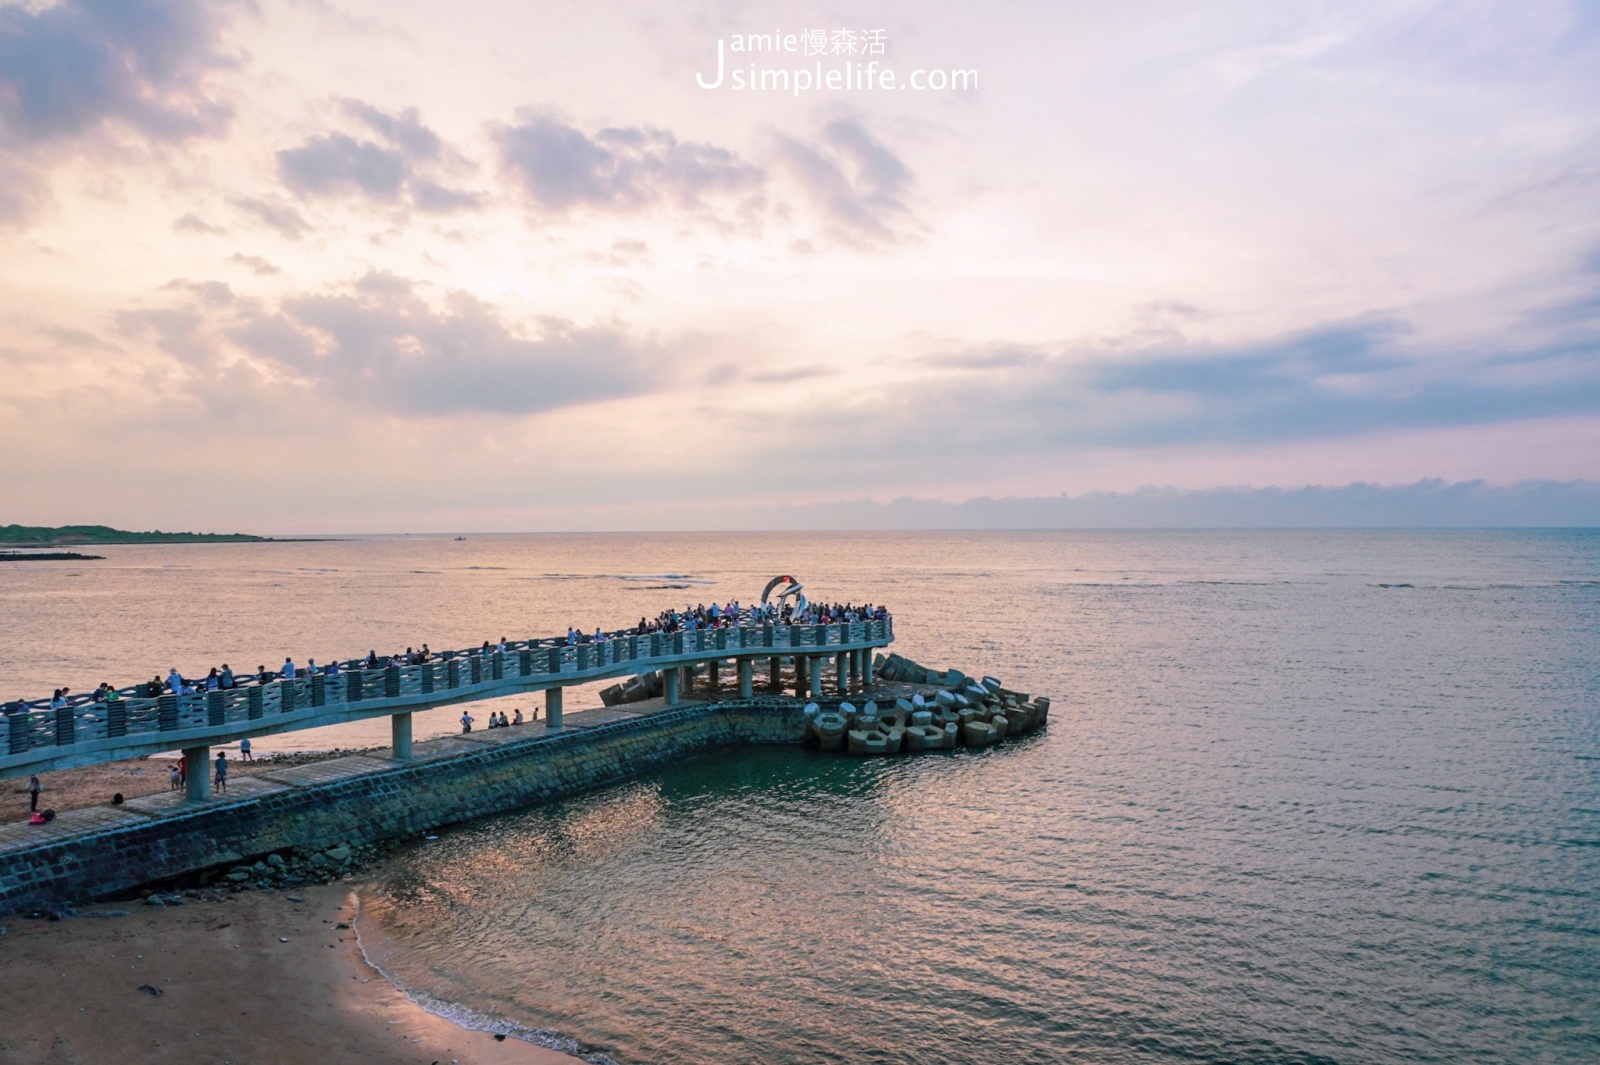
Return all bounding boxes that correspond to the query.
[239,736,253,761]
[460,711,474,733]
[27,774,42,812]
[214,751,228,793]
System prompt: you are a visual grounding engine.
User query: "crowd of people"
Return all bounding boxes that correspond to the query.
[11,605,891,719]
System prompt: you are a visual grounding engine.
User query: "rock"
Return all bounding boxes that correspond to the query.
[252,861,270,874]
[226,870,251,883]
[285,895,305,903]
[266,854,286,868]
[137,984,163,997]
[308,854,329,868]
[325,844,352,862]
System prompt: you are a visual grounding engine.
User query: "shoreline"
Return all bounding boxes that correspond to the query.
[0,880,586,1065]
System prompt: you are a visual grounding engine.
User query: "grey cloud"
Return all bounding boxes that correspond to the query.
[875,314,1600,458]
[0,0,233,147]
[341,100,440,160]
[226,253,280,276]
[773,117,913,242]
[232,197,310,240]
[495,111,762,214]
[276,103,478,213]
[174,212,225,234]
[279,133,408,199]
[693,480,1600,530]
[125,272,667,417]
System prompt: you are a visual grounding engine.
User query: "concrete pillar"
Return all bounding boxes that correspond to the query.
[707,659,720,691]
[794,656,809,698]
[183,745,210,801]
[864,651,875,686]
[737,658,754,699]
[680,665,694,696]
[768,657,782,691]
[545,686,564,729]
[664,668,681,706]
[808,657,823,699]
[835,651,849,694]
[391,712,413,761]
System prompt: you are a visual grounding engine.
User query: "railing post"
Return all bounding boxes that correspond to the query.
[183,745,211,800]
[664,668,680,707]
[207,691,225,726]
[158,694,179,731]
[54,704,75,746]
[9,709,31,754]
[108,700,127,737]
[391,712,413,761]
[384,665,401,698]
[545,687,564,729]
[738,658,753,699]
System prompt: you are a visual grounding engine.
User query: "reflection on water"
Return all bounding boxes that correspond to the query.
[8,531,1600,1061]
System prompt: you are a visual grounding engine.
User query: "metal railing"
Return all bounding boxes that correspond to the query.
[2,616,893,774]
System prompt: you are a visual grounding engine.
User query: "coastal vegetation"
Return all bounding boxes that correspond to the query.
[0,524,271,546]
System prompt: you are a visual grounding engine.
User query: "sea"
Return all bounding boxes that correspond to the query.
[3,530,1598,1063]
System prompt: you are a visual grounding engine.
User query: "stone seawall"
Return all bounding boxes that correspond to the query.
[0,701,812,917]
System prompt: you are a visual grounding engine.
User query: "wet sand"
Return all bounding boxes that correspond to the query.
[0,883,583,1065]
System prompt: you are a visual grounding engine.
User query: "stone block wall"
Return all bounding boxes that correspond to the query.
[0,701,812,916]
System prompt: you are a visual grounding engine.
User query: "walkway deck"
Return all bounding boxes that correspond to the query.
[3,619,893,778]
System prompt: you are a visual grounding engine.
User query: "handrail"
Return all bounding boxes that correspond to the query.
[2,615,894,775]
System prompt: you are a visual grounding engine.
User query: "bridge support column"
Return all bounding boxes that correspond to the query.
[808,657,823,700]
[737,658,754,698]
[545,687,564,729]
[707,660,720,691]
[768,657,782,691]
[794,656,808,699]
[183,745,210,801]
[680,665,694,696]
[836,651,849,694]
[391,712,413,761]
[664,668,681,706]
[863,650,875,686]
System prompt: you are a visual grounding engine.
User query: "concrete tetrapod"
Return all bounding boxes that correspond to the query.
[961,720,999,746]
[990,713,1011,739]
[813,712,849,752]
[943,722,961,748]
[905,724,944,751]
[848,729,891,755]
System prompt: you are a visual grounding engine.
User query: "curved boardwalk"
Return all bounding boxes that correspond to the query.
[3,618,893,784]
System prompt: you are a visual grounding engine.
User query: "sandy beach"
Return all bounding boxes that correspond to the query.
[0,883,584,1065]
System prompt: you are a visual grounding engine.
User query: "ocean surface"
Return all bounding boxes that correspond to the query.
[5,531,1599,1063]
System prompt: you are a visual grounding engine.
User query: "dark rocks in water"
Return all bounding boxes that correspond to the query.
[0,551,105,561]
[137,984,163,997]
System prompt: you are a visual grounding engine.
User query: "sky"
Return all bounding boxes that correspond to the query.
[1,0,1598,532]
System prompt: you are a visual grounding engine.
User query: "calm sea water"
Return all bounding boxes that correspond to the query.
[5,531,1599,1062]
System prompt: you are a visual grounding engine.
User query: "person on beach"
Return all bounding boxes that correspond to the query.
[513,708,523,725]
[460,711,474,733]
[169,765,182,791]
[177,754,187,787]
[214,751,228,793]
[27,774,42,811]
[240,736,253,761]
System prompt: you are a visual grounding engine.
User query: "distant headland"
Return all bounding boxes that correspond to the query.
[0,524,303,549]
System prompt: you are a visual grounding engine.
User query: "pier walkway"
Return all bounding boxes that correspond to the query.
[2,618,894,788]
